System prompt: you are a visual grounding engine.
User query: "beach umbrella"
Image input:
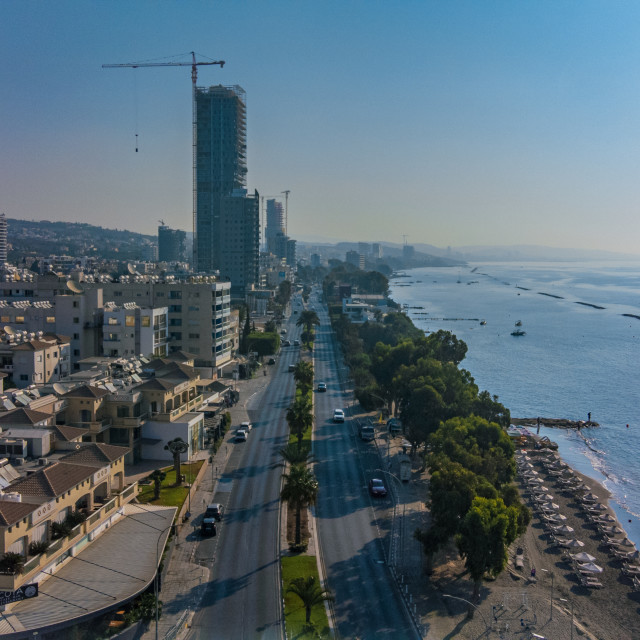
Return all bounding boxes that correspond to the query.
[554,524,575,534]
[565,539,585,548]
[532,485,550,493]
[581,493,599,502]
[596,514,616,523]
[587,503,607,511]
[618,538,636,548]
[547,513,567,522]
[535,494,555,502]
[577,562,603,573]
[625,550,640,560]
[571,552,597,563]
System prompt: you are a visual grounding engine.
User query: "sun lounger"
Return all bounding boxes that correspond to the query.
[579,576,603,588]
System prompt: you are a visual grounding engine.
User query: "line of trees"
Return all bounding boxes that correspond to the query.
[325,275,529,613]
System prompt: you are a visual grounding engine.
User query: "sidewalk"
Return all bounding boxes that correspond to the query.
[136,368,274,640]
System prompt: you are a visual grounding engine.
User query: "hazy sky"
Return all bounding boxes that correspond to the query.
[2,1,640,254]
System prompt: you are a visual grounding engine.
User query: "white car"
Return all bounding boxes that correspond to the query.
[241,421,252,432]
[333,409,345,423]
[235,429,248,442]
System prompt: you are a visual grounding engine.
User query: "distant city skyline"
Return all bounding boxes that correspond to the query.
[3,2,640,255]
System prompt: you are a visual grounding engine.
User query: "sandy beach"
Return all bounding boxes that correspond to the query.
[420,447,640,639]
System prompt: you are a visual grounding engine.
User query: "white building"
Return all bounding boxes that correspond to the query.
[102,303,168,359]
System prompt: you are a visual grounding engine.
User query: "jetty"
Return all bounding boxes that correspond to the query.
[512,417,599,429]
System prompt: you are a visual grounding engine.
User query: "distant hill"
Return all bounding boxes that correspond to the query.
[6,218,157,262]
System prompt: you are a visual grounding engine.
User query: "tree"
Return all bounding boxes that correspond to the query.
[164,438,189,486]
[286,396,314,448]
[456,497,518,611]
[293,361,314,391]
[286,576,334,623]
[424,330,468,365]
[264,318,277,333]
[279,443,314,467]
[297,309,320,334]
[281,465,319,547]
[0,552,25,575]
[150,469,167,500]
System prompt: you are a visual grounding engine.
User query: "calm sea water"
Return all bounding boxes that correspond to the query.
[389,261,640,545]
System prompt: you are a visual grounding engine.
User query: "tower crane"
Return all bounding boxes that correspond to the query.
[103,52,225,262]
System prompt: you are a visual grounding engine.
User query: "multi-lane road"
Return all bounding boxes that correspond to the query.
[186,291,417,639]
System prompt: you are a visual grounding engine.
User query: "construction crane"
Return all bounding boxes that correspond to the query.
[103,52,225,260]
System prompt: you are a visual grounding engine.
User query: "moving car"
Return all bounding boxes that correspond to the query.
[294,339,300,346]
[317,382,327,392]
[369,478,388,497]
[333,409,345,423]
[288,364,296,372]
[235,429,248,442]
[201,517,217,536]
[205,503,223,521]
[359,424,375,441]
[283,340,291,347]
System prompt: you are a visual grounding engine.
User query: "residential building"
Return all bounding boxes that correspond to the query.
[346,250,364,269]
[102,303,168,359]
[194,84,260,295]
[265,199,285,253]
[158,225,186,263]
[8,334,71,388]
[0,214,7,264]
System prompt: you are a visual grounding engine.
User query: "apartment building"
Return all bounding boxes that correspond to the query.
[102,303,168,359]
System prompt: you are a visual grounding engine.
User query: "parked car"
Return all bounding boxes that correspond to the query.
[359,424,375,441]
[288,364,295,372]
[235,429,248,442]
[317,382,327,392]
[333,409,345,423]
[368,478,388,497]
[201,517,217,536]
[294,339,300,346]
[205,503,223,521]
[267,357,276,365]
[241,421,252,432]
[387,418,403,435]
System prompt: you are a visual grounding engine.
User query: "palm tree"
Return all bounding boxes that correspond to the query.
[296,309,320,333]
[281,465,319,546]
[279,443,314,467]
[286,396,314,448]
[286,576,334,623]
[150,469,167,501]
[293,361,314,390]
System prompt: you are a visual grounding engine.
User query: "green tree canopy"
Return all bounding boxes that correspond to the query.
[286,576,334,623]
[286,395,314,448]
[293,361,314,391]
[456,496,519,608]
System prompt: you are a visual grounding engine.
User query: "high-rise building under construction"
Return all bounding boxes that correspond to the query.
[194,85,259,296]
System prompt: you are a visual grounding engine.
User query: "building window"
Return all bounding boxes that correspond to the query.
[188,333,200,339]
[141,316,151,327]
[125,315,135,327]
[0,316,9,323]
[15,316,24,324]
[169,305,182,313]
[73,301,79,308]
[19,374,28,381]
[73,317,79,324]
[169,319,182,327]
[73,349,80,356]
[108,317,118,325]
[73,333,79,339]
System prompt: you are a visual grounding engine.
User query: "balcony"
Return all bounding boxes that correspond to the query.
[0,482,138,591]
[72,418,112,433]
[111,413,148,428]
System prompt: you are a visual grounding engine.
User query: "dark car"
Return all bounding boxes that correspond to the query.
[368,478,387,497]
[201,517,217,536]
[317,382,327,392]
[267,357,276,365]
[283,340,291,347]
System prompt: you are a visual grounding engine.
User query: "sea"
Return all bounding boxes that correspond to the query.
[389,260,640,546]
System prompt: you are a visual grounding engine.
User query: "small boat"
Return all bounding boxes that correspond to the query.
[511,329,526,337]
[480,320,486,326]
[515,320,522,326]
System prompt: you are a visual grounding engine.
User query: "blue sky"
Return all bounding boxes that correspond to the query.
[2,1,640,254]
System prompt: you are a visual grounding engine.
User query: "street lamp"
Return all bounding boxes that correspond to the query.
[442,594,489,632]
[375,468,405,568]
[559,597,574,640]
[540,568,554,620]
[155,523,176,640]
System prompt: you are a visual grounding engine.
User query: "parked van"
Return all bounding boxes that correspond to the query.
[360,425,375,441]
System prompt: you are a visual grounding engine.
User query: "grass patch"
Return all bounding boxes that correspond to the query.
[282,556,331,639]
[137,461,204,508]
